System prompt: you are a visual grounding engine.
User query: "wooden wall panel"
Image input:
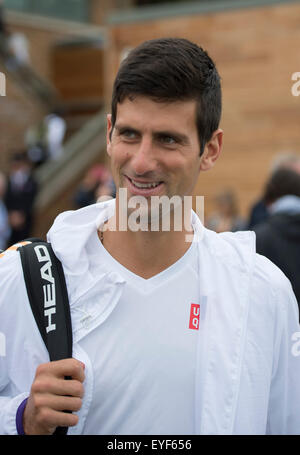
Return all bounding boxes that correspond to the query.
[52,45,104,101]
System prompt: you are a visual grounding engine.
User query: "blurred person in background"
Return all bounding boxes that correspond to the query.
[248,152,300,229]
[25,119,47,168]
[254,167,300,309]
[4,151,38,245]
[95,177,116,202]
[206,188,246,233]
[0,0,9,57]
[0,18,30,71]
[0,0,6,36]
[43,109,66,161]
[73,163,115,209]
[0,171,10,251]
[25,112,66,167]
[6,31,30,66]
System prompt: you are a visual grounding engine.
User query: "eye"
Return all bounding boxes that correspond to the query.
[159,135,176,145]
[119,129,138,140]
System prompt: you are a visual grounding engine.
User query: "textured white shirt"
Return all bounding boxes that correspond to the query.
[79,230,200,435]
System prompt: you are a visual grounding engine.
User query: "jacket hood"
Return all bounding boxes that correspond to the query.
[47,199,118,304]
[47,198,256,307]
[47,197,255,268]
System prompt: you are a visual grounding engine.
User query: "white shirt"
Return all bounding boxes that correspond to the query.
[80,229,199,434]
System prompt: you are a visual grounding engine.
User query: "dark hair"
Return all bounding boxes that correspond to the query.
[263,168,300,205]
[9,150,29,163]
[111,37,222,155]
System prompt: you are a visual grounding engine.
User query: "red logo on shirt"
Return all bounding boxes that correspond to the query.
[189,303,200,330]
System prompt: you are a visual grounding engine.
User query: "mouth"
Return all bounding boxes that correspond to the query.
[124,175,164,196]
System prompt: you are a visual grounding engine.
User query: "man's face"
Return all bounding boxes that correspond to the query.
[107,95,222,223]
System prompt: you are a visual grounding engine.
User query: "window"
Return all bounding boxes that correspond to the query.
[4,0,89,22]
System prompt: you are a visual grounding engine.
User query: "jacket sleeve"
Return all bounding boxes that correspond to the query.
[0,394,29,435]
[266,271,300,434]
[0,250,32,434]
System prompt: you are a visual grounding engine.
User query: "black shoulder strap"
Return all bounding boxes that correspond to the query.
[18,239,73,435]
[18,239,73,361]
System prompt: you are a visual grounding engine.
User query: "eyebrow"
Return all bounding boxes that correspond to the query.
[114,124,190,145]
[114,124,139,135]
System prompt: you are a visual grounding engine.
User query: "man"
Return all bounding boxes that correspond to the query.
[0,171,10,251]
[4,151,38,245]
[247,152,300,229]
[0,38,300,435]
[254,166,300,309]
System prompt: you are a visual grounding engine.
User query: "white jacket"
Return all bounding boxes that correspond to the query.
[0,199,300,435]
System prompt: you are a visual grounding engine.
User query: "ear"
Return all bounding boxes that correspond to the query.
[199,128,223,172]
[107,114,113,157]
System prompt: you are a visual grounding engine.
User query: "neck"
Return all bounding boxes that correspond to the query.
[99,205,194,279]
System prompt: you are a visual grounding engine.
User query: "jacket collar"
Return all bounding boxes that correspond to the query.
[195,227,256,434]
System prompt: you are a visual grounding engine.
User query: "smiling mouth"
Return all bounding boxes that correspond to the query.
[129,178,162,189]
[126,175,163,187]
[124,175,164,195]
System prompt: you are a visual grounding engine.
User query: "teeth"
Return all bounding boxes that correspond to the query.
[131,179,160,189]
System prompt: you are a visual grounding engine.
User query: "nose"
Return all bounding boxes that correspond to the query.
[131,137,157,176]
